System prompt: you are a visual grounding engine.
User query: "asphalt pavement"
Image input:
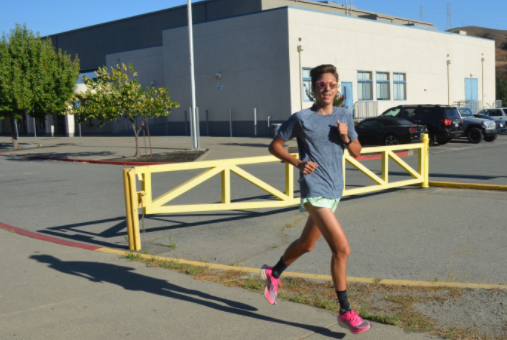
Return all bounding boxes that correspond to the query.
[1,134,507,339]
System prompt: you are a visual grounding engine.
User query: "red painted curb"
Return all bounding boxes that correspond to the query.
[356,151,409,161]
[0,222,102,251]
[26,156,174,166]
[0,154,174,166]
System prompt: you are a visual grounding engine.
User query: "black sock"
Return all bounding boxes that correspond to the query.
[336,290,351,314]
[272,257,289,279]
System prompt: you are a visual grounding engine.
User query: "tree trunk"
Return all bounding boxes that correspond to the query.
[146,119,153,157]
[9,116,19,150]
[131,121,140,158]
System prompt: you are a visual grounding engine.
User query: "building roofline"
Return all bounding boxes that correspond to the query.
[161,5,494,43]
[45,0,213,38]
[162,6,284,31]
[284,6,494,42]
[46,0,436,38]
[293,0,433,26]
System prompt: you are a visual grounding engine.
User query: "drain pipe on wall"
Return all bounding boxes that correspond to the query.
[446,59,451,105]
[481,56,485,109]
[298,44,304,111]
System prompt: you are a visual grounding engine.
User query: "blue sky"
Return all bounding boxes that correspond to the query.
[1,0,506,37]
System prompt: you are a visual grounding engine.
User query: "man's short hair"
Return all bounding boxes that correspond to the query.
[310,64,339,86]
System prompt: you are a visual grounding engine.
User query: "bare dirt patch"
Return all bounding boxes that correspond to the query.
[107,150,208,163]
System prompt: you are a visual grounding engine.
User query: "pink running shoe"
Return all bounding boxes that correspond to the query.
[338,309,371,334]
[260,265,281,304]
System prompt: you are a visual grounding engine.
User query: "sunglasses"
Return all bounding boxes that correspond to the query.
[315,80,339,89]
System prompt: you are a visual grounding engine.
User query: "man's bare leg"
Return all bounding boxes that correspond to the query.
[280,215,322,265]
[304,204,349,291]
[304,204,370,333]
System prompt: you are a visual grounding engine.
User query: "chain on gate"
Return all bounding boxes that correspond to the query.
[139,193,146,242]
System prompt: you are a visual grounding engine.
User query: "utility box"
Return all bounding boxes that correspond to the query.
[271,123,282,137]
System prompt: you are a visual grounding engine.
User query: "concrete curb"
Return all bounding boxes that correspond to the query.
[2,221,506,291]
[429,181,507,191]
[195,149,212,161]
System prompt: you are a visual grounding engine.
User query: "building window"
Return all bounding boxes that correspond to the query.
[376,72,390,100]
[302,68,312,102]
[358,71,373,101]
[393,73,407,100]
[77,71,98,84]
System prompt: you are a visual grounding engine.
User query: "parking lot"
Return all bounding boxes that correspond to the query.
[1,133,506,285]
[430,134,507,154]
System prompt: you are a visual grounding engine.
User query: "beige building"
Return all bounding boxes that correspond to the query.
[3,0,495,137]
[107,5,495,137]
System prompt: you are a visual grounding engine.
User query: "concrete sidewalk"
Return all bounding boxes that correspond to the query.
[0,228,440,340]
[0,135,296,161]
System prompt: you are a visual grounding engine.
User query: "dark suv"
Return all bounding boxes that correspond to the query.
[381,105,463,145]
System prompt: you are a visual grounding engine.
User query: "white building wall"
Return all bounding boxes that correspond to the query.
[45,115,55,136]
[163,8,291,136]
[65,114,75,137]
[287,7,495,115]
[106,45,165,89]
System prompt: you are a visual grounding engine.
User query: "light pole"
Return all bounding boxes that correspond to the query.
[187,0,200,150]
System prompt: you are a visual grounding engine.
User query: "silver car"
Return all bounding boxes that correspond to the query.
[477,108,507,134]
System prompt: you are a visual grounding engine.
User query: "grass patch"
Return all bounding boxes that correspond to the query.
[123,254,503,340]
[125,252,142,261]
[168,236,176,249]
[0,227,15,233]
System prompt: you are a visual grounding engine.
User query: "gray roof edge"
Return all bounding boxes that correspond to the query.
[290,0,434,26]
[46,0,435,39]
[45,1,214,38]
[286,6,495,42]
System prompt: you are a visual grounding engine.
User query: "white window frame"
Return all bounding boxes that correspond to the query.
[302,68,312,102]
[393,73,407,101]
[358,71,373,101]
[376,72,390,101]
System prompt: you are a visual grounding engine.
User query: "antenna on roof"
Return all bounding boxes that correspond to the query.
[419,6,423,21]
[446,3,452,30]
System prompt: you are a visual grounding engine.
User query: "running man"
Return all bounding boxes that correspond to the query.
[261,64,371,334]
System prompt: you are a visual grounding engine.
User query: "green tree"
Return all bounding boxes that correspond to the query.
[303,83,346,107]
[497,76,507,106]
[0,24,80,149]
[72,63,179,157]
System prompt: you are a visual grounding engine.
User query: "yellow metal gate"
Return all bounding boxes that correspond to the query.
[124,135,429,250]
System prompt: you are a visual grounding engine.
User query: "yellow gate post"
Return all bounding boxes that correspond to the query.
[123,169,136,250]
[421,133,429,188]
[127,169,142,250]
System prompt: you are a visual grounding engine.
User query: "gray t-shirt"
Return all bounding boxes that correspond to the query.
[277,106,358,199]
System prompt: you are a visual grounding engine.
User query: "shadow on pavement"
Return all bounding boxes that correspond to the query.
[30,255,344,338]
[36,207,299,249]
[36,189,409,250]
